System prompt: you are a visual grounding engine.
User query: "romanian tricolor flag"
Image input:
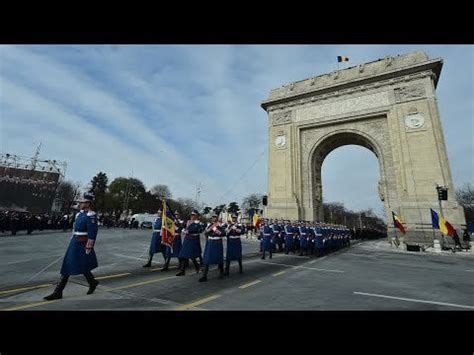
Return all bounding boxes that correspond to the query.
[253,213,261,229]
[430,208,455,237]
[337,55,349,62]
[161,199,176,248]
[392,211,406,234]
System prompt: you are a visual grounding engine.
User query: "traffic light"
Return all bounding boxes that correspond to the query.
[437,186,448,201]
[262,195,268,206]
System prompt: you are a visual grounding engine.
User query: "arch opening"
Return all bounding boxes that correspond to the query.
[309,131,387,224]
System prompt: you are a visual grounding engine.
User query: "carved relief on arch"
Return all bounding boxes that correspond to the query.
[394,85,426,102]
[271,110,293,126]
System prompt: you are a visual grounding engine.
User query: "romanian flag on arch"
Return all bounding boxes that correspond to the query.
[161,199,176,248]
[392,211,406,234]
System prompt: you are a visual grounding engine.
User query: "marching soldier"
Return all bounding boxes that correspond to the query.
[26,213,34,235]
[260,218,273,259]
[272,219,283,253]
[200,213,225,282]
[161,210,185,271]
[43,193,99,300]
[284,220,294,254]
[307,222,315,255]
[315,223,324,256]
[176,210,203,276]
[298,221,309,256]
[142,208,164,268]
[224,213,245,275]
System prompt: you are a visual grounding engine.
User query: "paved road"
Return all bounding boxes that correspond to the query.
[1,228,473,310]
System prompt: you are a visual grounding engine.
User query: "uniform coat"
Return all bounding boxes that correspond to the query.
[60,210,98,275]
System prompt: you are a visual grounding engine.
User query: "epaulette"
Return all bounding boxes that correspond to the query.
[87,211,96,217]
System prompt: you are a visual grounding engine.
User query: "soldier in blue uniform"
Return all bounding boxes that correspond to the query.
[43,193,99,300]
[176,210,203,276]
[199,213,225,282]
[307,222,315,255]
[298,221,309,256]
[161,210,184,271]
[283,220,293,254]
[260,218,273,259]
[224,213,245,275]
[312,223,322,256]
[272,219,284,253]
[142,208,163,268]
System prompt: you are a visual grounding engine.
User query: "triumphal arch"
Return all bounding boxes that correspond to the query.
[261,51,465,243]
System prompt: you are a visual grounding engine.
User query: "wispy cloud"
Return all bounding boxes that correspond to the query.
[0,45,472,215]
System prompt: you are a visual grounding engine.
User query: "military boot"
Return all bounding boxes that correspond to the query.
[192,258,201,274]
[199,265,209,282]
[142,253,153,268]
[224,260,230,276]
[43,275,69,301]
[161,257,171,272]
[238,259,243,274]
[84,272,99,295]
[218,264,224,279]
[176,259,185,276]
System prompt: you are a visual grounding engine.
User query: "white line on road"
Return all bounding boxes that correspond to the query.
[6,259,33,265]
[353,292,474,310]
[259,260,344,273]
[309,256,326,264]
[113,253,149,261]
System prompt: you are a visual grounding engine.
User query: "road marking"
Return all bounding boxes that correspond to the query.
[175,294,221,310]
[4,300,57,311]
[272,271,286,277]
[0,284,51,296]
[113,253,149,261]
[276,253,310,259]
[150,266,178,271]
[465,270,474,272]
[259,260,344,273]
[353,292,474,310]
[239,280,262,289]
[6,259,33,265]
[104,276,176,291]
[2,275,177,311]
[95,273,131,280]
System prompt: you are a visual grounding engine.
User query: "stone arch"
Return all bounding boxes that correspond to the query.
[262,51,466,244]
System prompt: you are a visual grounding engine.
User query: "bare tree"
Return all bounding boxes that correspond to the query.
[151,184,172,200]
[56,180,81,213]
[456,183,474,223]
[242,193,263,216]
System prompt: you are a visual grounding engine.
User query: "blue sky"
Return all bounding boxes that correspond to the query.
[0,45,472,216]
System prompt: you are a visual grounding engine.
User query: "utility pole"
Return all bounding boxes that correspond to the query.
[195,182,202,205]
[31,142,42,170]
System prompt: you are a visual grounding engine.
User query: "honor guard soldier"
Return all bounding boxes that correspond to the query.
[260,218,273,259]
[176,210,203,276]
[272,219,283,252]
[307,222,315,255]
[143,208,164,268]
[298,221,309,256]
[43,193,99,300]
[224,213,245,275]
[161,211,184,271]
[284,220,294,254]
[200,213,225,282]
[293,221,300,253]
[314,223,324,256]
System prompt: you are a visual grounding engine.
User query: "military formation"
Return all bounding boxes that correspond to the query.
[41,194,353,301]
[258,218,351,259]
